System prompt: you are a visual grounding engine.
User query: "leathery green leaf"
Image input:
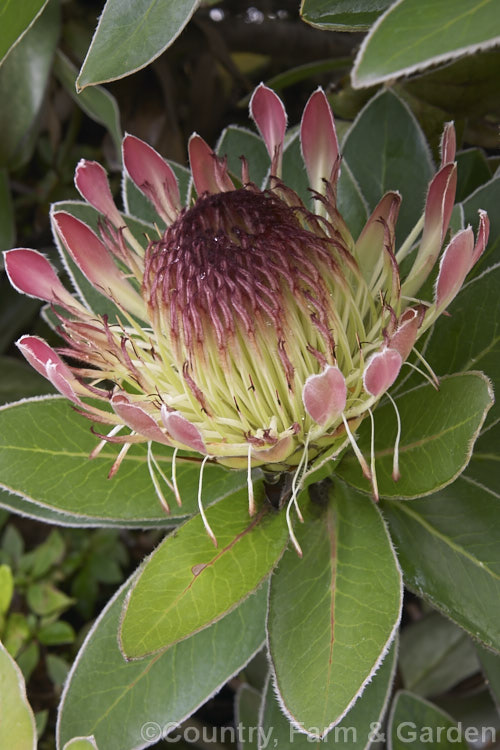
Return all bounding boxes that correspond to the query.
[62,738,98,750]
[268,480,402,736]
[261,640,396,747]
[77,0,200,89]
[0,639,36,750]
[0,397,246,526]
[57,576,267,750]
[342,89,433,243]
[234,684,261,750]
[0,0,60,169]
[352,0,500,88]
[53,51,122,156]
[399,612,480,697]
[382,472,500,653]
[337,373,493,499]
[0,0,49,65]
[300,0,392,31]
[120,485,288,657]
[424,264,500,428]
[388,691,468,750]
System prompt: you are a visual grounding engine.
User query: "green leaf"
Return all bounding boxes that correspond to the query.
[0,0,49,65]
[342,89,434,242]
[399,612,480,697]
[16,642,39,684]
[0,639,36,750]
[0,397,246,526]
[282,131,310,205]
[268,481,401,736]
[476,644,500,710]
[234,684,261,750]
[120,486,288,657]
[31,530,65,578]
[352,0,500,88]
[382,476,500,652]
[27,582,74,616]
[46,654,70,687]
[1,524,24,565]
[0,356,55,405]
[0,487,145,528]
[38,620,75,646]
[0,564,14,615]
[455,149,492,203]
[53,51,122,156]
[0,169,15,252]
[462,421,499,501]
[337,161,369,240]
[76,0,201,90]
[388,691,468,749]
[424,264,500,428]
[0,0,60,168]
[300,0,393,31]
[3,613,31,658]
[57,576,267,750]
[63,739,98,750]
[261,640,396,746]
[337,373,493,499]
[263,58,352,92]
[216,126,270,189]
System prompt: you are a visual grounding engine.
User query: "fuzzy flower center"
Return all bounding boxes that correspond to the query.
[143,188,348,383]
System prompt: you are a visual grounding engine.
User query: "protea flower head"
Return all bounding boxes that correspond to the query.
[5,85,489,547]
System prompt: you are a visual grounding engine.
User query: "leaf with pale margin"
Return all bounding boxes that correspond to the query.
[382,473,500,653]
[300,0,392,31]
[260,640,396,748]
[268,481,402,736]
[63,738,98,750]
[0,0,49,65]
[0,397,246,526]
[57,575,267,750]
[461,420,499,500]
[342,89,434,242]
[399,612,479,697]
[263,58,351,94]
[53,51,122,156]
[120,486,288,657]
[0,640,36,750]
[337,373,493,499]
[352,0,500,88]
[388,691,468,750]
[77,0,200,90]
[0,487,176,529]
[424,264,500,428]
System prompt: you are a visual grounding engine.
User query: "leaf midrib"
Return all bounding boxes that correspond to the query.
[388,495,500,580]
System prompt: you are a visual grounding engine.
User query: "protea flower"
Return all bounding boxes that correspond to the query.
[4,85,489,548]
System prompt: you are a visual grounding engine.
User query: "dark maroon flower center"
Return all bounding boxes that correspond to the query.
[143,188,339,364]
